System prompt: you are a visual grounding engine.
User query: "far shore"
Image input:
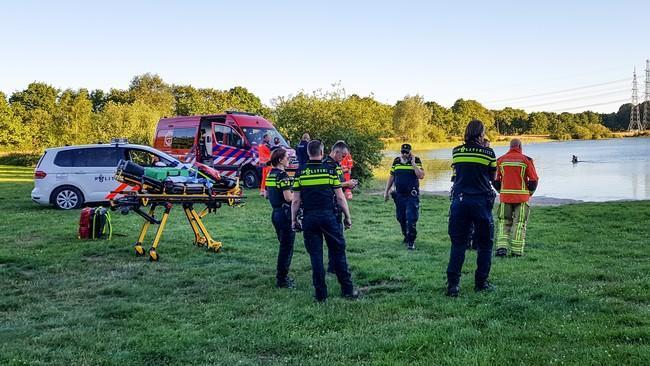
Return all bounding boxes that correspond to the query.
[382,131,647,152]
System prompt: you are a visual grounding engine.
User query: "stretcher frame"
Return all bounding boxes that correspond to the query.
[110,176,245,261]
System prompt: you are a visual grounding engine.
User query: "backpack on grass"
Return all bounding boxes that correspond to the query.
[78,207,112,240]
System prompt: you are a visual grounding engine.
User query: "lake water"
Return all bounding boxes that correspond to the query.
[383,137,650,202]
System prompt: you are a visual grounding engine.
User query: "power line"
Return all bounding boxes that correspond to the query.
[483,78,629,104]
[544,98,630,113]
[518,88,630,109]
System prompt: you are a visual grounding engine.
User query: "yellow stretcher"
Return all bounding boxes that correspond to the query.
[110,188,245,262]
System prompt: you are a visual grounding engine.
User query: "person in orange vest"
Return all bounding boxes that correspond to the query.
[341,153,354,199]
[493,138,539,257]
[258,134,272,196]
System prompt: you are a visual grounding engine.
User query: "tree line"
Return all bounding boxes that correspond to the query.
[0,73,645,176]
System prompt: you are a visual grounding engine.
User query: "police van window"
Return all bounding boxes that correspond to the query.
[172,128,196,149]
[54,148,122,167]
[129,149,173,167]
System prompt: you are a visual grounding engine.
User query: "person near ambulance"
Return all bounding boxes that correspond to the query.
[258,133,272,196]
[383,143,425,251]
[493,138,539,257]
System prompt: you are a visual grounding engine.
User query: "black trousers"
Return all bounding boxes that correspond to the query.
[272,206,295,284]
[446,194,495,286]
[394,193,420,243]
[303,210,354,300]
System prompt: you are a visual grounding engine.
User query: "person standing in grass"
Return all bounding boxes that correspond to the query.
[323,140,358,273]
[265,148,296,288]
[493,138,539,257]
[291,140,358,302]
[383,143,425,250]
[446,120,497,297]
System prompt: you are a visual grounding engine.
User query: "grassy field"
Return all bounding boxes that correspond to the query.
[1,165,649,365]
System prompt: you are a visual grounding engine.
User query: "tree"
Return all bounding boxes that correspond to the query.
[393,95,429,141]
[527,112,549,134]
[450,99,495,135]
[53,89,93,145]
[425,101,453,141]
[0,92,27,148]
[273,90,384,181]
[128,73,175,117]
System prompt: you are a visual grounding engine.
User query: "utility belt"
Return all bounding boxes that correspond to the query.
[392,188,420,198]
[302,207,338,216]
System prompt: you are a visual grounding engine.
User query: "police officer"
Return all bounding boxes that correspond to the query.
[323,140,358,273]
[446,119,497,297]
[291,140,358,302]
[265,148,295,288]
[295,133,311,171]
[383,144,425,250]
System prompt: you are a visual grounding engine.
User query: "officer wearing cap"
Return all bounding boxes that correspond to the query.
[265,148,295,289]
[291,140,358,302]
[383,143,425,250]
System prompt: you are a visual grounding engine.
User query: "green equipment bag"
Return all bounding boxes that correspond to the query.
[92,207,112,240]
[143,167,190,181]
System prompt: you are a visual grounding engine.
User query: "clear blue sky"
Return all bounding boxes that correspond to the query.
[1,0,647,113]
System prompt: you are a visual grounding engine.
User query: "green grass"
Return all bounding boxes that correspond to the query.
[1,166,649,365]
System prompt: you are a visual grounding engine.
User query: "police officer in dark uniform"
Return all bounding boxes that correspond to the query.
[446,119,497,297]
[295,133,311,171]
[383,143,425,250]
[291,140,358,302]
[323,140,358,273]
[265,148,295,288]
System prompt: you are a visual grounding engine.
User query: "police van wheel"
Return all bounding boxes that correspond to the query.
[52,186,84,210]
[242,168,259,189]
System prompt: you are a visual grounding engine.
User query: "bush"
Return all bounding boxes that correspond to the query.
[273,91,385,182]
[571,125,593,140]
[0,152,42,166]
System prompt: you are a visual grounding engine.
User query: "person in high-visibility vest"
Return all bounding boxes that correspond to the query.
[341,153,354,199]
[493,138,539,257]
[258,134,272,196]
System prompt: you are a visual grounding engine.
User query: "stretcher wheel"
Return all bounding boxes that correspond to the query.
[148,248,159,262]
[134,243,145,257]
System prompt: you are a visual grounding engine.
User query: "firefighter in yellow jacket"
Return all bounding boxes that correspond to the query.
[493,138,539,257]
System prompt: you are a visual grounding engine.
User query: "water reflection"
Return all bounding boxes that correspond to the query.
[380,137,650,202]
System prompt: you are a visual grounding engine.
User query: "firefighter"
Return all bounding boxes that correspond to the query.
[446,120,497,297]
[341,153,354,199]
[494,138,539,257]
[383,143,424,250]
[291,140,358,302]
[296,133,311,171]
[265,148,296,288]
[258,134,272,196]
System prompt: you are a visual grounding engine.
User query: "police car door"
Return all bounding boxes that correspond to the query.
[84,147,124,202]
[212,123,247,178]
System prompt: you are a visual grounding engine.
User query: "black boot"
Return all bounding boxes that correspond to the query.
[474,280,495,292]
[446,284,460,297]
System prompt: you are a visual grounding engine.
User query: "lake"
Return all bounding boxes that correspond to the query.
[382,137,650,202]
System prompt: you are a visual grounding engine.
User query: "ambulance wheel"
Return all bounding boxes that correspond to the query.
[241,168,259,189]
[52,186,84,210]
[148,248,159,262]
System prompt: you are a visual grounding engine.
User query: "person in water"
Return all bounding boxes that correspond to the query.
[572,155,578,164]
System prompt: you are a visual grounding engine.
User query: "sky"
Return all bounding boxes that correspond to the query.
[1,0,648,113]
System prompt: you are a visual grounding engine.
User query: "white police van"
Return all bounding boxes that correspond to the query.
[31,140,182,209]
